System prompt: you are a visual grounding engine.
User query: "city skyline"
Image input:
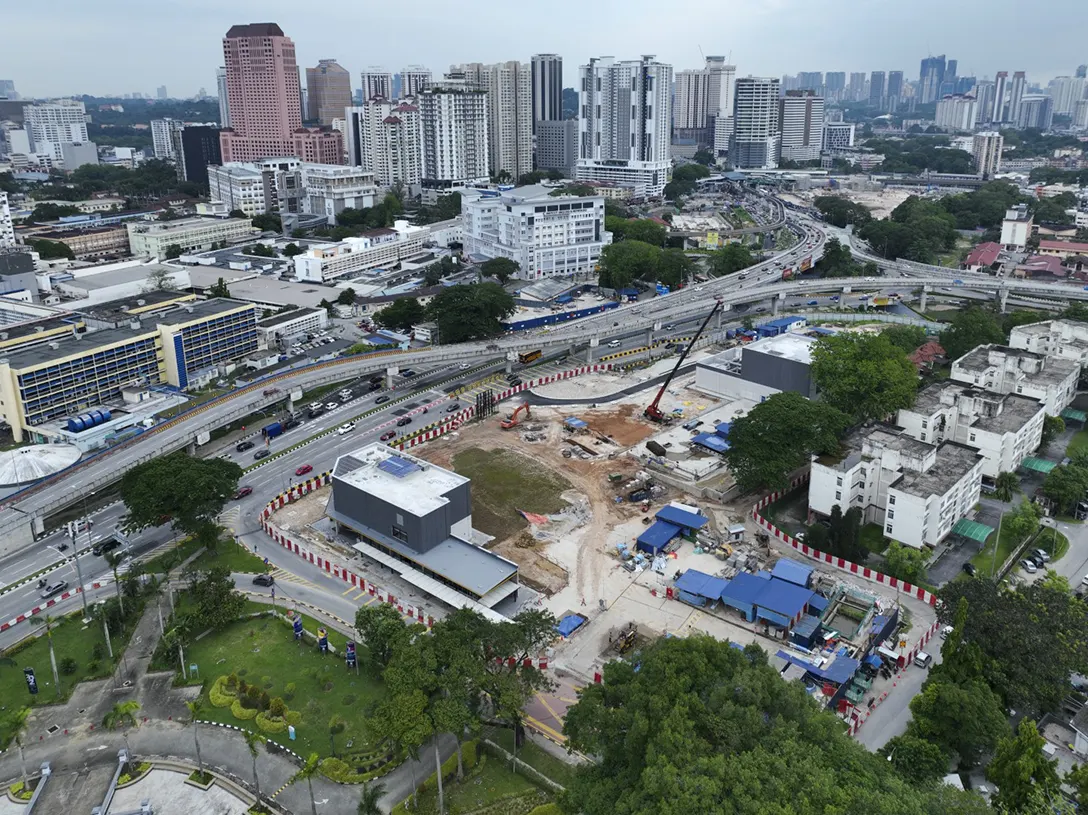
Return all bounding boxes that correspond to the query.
[4,0,1084,98]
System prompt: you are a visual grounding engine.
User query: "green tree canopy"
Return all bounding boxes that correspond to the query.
[336,287,357,306]
[31,202,82,222]
[811,236,864,278]
[723,391,850,492]
[208,277,231,298]
[813,196,872,228]
[880,734,949,785]
[479,257,519,284]
[810,332,918,422]
[882,541,929,585]
[28,239,75,260]
[654,249,693,290]
[987,719,1061,813]
[185,565,247,631]
[906,675,1009,768]
[1042,463,1088,514]
[372,297,425,333]
[282,242,304,257]
[607,217,667,246]
[881,325,927,355]
[707,242,755,277]
[251,213,282,232]
[354,603,419,670]
[425,282,515,343]
[598,240,660,290]
[939,307,1007,361]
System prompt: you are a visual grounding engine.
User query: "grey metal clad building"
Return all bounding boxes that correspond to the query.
[327,444,519,608]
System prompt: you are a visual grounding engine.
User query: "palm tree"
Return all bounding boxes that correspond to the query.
[995,471,1019,503]
[186,699,205,778]
[4,708,31,790]
[289,752,321,815]
[103,551,127,615]
[103,700,141,758]
[28,614,61,697]
[356,781,386,815]
[243,728,264,807]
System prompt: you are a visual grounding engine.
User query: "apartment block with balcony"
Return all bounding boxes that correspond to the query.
[809,425,983,549]
[951,344,1078,416]
[300,164,377,225]
[897,381,1045,477]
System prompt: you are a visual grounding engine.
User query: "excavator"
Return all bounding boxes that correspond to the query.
[644,300,723,423]
[500,403,531,430]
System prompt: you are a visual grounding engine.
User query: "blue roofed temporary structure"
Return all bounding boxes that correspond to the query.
[691,432,729,453]
[674,569,729,607]
[758,316,805,337]
[654,504,709,532]
[771,558,813,588]
[564,417,588,429]
[636,520,682,554]
[790,614,822,649]
[719,572,767,621]
[715,422,732,439]
[755,578,814,627]
[806,593,829,616]
[556,614,587,638]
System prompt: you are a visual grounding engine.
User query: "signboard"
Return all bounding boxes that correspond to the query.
[800,256,812,272]
[655,284,670,296]
[345,641,357,667]
[196,430,211,446]
[705,231,720,249]
[24,667,37,695]
[293,617,303,640]
[317,627,329,653]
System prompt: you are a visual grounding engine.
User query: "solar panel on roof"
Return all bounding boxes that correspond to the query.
[378,455,420,478]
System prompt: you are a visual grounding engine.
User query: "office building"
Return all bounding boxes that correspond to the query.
[868,71,885,108]
[1016,95,1054,130]
[531,54,563,130]
[216,67,230,127]
[461,184,610,281]
[730,76,780,170]
[848,72,866,102]
[897,381,1045,478]
[696,330,816,403]
[419,75,490,204]
[178,126,223,187]
[919,55,947,103]
[292,220,428,282]
[935,94,978,132]
[886,71,904,110]
[0,298,259,441]
[60,142,99,171]
[575,56,673,198]
[0,80,17,100]
[300,163,378,225]
[674,57,735,146]
[208,158,309,219]
[151,118,184,159]
[328,443,519,609]
[825,72,846,100]
[0,192,15,248]
[156,86,168,100]
[360,67,394,102]
[1048,76,1087,115]
[972,131,1003,179]
[1078,65,1088,80]
[822,121,855,151]
[779,90,824,163]
[401,67,432,98]
[535,119,577,176]
[25,100,89,162]
[257,306,329,348]
[127,216,260,259]
[1074,99,1088,131]
[306,59,352,126]
[21,225,129,259]
[992,71,1009,122]
[809,424,983,550]
[951,344,1078,416]
[452,61,533,182]
[344,100,423,191]
[1008,71,1027,122]
[975,80,996,124]
[1000,204,1033,249]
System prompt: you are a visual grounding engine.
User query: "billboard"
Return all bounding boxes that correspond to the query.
[800,256,812,272]
[705,231,720,248]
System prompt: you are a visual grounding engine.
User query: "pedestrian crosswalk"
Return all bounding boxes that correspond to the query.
[217,506,241,534]
[338,583,425,623]
[268,567,318,589]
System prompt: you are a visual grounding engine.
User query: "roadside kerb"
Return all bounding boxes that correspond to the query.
[0,578,110,633]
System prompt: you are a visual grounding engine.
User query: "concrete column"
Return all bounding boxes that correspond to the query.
[646,328,655,347]
[919,285,930,312]
[385,366,399,389]
[997,286,1009,313]
[586,337,599,364]
[186,440,197,456]
[505,359,514,374]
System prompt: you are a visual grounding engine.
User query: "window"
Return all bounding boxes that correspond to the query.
[886,524,893,533]
[920,433,926,441]
[835,491,841,501]
[390,525,408,543]
[888,495,896,505]
[836,477,843,486]
[887,510,894,519]
[969,433,976,442]
[921,420,928,429]
[395,513,404,526]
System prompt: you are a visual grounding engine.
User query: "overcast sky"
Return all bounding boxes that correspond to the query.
[6,0,1086,99]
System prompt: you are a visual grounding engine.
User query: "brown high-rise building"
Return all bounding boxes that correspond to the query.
[219,23,343,164]
[306,59,352,126]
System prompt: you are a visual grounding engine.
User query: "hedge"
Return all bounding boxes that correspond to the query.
[285,710,302,726]
[528,804,564,815]
[320,753,401,784]
[255,711,287,734]
[209,677,234,708]
[231,699,259,720]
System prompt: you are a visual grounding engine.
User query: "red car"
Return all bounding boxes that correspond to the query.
[380,430,396,441]
[234,486,253,499]
[295,464,313,476]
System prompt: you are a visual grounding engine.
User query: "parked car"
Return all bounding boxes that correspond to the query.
[375,395,390,404]
[396,417,412,427]
[1028,553,1046,568]
[252,574,275,587]
[962,562,977,576]
[40,580,69,599]
[1033,548,1051,562]
[1021,559,1038,574]
[236,440,255,452]
[295,464,313,476]
[380,430,397,441]
[338,422,357,435]
[254,449,271,460]
[234,486,253,499]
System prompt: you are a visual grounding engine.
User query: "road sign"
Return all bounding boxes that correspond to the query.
[190,664,199,677]
[24,667,37,695]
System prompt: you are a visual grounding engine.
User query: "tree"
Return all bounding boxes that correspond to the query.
[28,239,75,260]
[609,218,666,247]
[251,213,282,232]
[289,752,321,815]
[882,542,930,585]
[336,287,357,306]
[208,277,231,298]
[1042,464,1088,515]
[563,634,990,815]
[1067,764,1088,810]
[120,453,242,548]
[939,307,1006,361]
[723,392,850,491]
[282,242,304,257]
[692,149,715,166]
[319,299,336,316]
[597,240,660,290]
[994,471,1019,502]
[245,243,276,258]
[354,603,417,669]
[28,614,61,697]
[707,242,755,277]
[103,700,141,757]
[3,708,31,790]
[104,550,128,616]
[880,734,948,784]
[372,297,424,333]
[186,698,205,779]
[31,202,82,222]
[228,209,247,219]
[814,196,872,228]
[243,728,264,807]
[987,719,1061,813]
[479,257,519,284]
[356,781,386,815]
[907,676,1009,768]
[143,265,178,292]
[186,565,247,631]
[1039,415,1065,451]
[425,283,515,343]
[810,332,918,422]
[1004,498,1042,544]
[164,244,183,260]
[655,249,693,290]
[811,237,863,278]
[881,325,927,355]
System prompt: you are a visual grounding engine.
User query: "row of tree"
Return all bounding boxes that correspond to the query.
[372,282,515,343]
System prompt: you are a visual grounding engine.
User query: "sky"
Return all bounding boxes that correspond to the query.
[5,0,1086,99]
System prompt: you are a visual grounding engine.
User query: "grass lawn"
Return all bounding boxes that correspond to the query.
[451,448,572,541]
[405,751,549,815]
[1038,528,1070,562]
[859,523,890,555]
[1068,429,1088,458]
[142,536,203,574]
[486,726,579,788]
[189,541,268,574]
[184,613,385,760]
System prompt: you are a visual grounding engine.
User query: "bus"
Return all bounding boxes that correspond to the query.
[518,349,542,365]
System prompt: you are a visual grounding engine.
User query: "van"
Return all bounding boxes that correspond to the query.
[913,651,933,669]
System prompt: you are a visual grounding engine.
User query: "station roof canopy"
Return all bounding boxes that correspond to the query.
[951,518,994,543]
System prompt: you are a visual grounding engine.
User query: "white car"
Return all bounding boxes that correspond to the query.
[337,422,356,435]
[325,401,339,411]
[1020,559,1038,574]
[458,363,470,370]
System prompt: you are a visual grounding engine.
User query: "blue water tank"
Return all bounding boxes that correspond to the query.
[66,417,84,432]
[100,409,112,423]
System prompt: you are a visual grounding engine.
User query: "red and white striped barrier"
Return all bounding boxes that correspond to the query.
[0,580,108,632]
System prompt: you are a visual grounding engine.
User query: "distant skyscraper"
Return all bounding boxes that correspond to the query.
[178,125,223,187]
[344,101,422,190]
[360,67,393,101]
[919,55,946,103]
[1048,76,1087,115]
[216,67,230,127]
[886,71,904,111]
[848,72,866,102]
[992,71,1009,122]
[419,75,489,202]
[156,85,168,100]
[1008,72,1027,123]
[576,56,672,197]
[972,131,1003,179]
[0,80,16,100]
[452,61,533,181]
[779,90,824,163]
[825,72,846,101]
[934,95,978,131]
[306,59,352,125]
[151,118,183,159]
[731,76,781,170]
[940,59,959,97]
[868,71,886,107]
[975,81,996,124]
[1077,65,1087,79]
[675,56,735,144]
[530,54,563,132]
[25,100,90,162]
[1017,95,1054,130]
[797,72,823,91]
[401,67,432,98]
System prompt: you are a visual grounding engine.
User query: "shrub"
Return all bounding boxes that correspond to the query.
[269,697,287,718]
[231,699,259,720]
[209,677,235,708]
[285,710,302,726]
[86,660,101,676]
[246,684,261,702]
[254,711,286,734]
[528,805,564,815]
[259,690,271,711]
[92,643,106,661]
[284,681,296,697]
[59,656,78,675]
[238,678,249,695]
[261,675,273,690]
[226,673,239,690]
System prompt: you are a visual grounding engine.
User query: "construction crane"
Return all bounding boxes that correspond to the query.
[644,301,723,423]
[500,403,531,430]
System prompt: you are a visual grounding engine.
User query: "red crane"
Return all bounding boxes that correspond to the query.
[644,300,723,423]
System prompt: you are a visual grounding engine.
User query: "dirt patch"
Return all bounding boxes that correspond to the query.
[582,404,656,446]
[493,532,569,595]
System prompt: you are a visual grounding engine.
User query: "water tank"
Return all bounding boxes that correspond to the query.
[99,409,112,423]
[67,416,86,433]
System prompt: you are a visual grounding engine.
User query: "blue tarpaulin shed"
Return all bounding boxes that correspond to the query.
[771,558,813,588]
[636,521,682,554]
[564,417,588,429]
[806,594,829,615]
[756,579,814,623]
[715,422,732,439]
[675,569,729,607]
[691,432,729,453]
[720,572,814,628]
[864,654,883,670]
[556,614,587,638]
[719,572,768,620]
[790,615,822,649]
[654,505,709,531]
[776,651,860,686]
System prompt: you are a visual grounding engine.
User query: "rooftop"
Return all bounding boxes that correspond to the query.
[332,444,469,518]
[1041,239,1088,253]
[63,263,188,291]
[1,324,153,370]
[128,217,252,235]
[258,306,326,328]
[155,298,254,326]
[818,424,933,471]
[744,331,816,364]
[225,22,286,38]
[80,290,196,323]
[964,241,1001,267]
[975,393,1045,435]
[207,277,346,309]
[892,441,981,499]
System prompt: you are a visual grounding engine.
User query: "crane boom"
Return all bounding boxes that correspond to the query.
[644,301,723,422]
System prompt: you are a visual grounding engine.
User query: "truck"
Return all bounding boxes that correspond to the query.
[518,349,543,365]
[262,421,284,439]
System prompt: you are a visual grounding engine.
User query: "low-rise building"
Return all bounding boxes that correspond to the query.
[127,217,260,260]
[257,306,329,347]
[809,425,984,549]
[962,241,1001,272]
[328,443,519,613]
[897,381,1045,477]
[23,226,130,259]
[1038,239,1088,260]
[293,220,428,283]
[696,329,815,402]
[300,164,378,225]
[460,185,610,281]
[950,344,1078,416]
[1009,320,1088,370]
